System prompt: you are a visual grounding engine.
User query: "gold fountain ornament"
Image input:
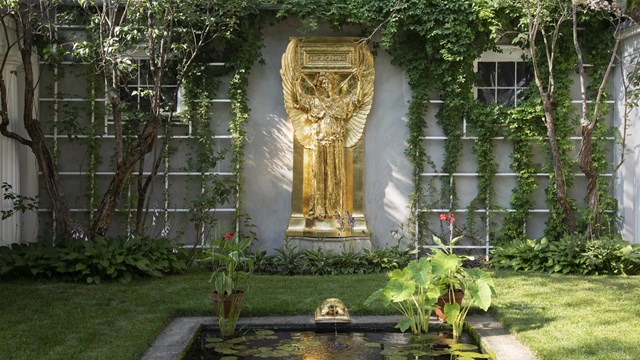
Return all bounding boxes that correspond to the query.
[281,37,374,240]
[315,298,351,323]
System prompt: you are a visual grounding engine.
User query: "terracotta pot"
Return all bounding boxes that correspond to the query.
[211,291,244,318]
[435,289,464,321]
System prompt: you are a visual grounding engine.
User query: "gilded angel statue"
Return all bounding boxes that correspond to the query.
[281,38,375,222]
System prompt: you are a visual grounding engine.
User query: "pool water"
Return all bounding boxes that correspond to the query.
[184,327,491,360]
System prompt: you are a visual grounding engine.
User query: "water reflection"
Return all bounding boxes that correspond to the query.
[185,328,489,360]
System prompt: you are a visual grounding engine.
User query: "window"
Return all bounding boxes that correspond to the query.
[126,59,179,114]
[475,47,532,107]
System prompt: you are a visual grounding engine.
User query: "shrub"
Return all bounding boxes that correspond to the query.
[490,234,640,275]
[0,237,187,283]
[249,242,415,276]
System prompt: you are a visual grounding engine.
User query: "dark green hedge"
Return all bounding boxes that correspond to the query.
[0,237,187,283]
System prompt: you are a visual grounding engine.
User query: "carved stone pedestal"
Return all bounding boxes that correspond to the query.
[287,236,371,254]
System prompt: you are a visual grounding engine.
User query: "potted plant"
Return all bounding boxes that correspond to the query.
[364,257,443,334]
[430,234,465,320]
[430,234,495,340]
[206,232,254,337]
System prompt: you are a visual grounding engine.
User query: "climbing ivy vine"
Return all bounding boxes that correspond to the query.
[273,0,624,248]
[5,1,624,247]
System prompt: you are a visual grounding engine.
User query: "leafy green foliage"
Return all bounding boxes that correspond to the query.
[0,237,187,283]
[491,234,640,275]
[0,182,39,220]
[251,242,414,276]
[466,103,503,233]
[497,100,545,243]
[365,250,495,338]
[429,235,496,339]
[388,1,499,244]
[365,257,441,334]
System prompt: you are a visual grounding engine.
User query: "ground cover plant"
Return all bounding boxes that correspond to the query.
[491,234,640,275]
[250,243,415,275]
[1,271,639,360]
[0,237,187,283]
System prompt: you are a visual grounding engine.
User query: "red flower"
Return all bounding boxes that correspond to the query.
[438,213,456,225]
[222,233,234,241]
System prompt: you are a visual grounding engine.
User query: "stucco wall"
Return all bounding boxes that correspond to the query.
[6,18,633,249]
[243,19,412,250]
[0,24,39,246]
[616,25,640,244]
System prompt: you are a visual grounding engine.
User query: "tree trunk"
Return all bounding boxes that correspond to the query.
[18,13,73,241]
[89,117,160,239]
[135,144,163,237]
[542,96,577,233]
[577,126,599,234]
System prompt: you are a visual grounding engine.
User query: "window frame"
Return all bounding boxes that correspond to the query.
[474,46,530,108]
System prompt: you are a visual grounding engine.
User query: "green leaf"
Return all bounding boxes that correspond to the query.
[432,235,446,249]
[396,317,412,332]
[206,337,225,343]
[364,288,383,305]
[467,280,492,311]
[407,257,433,287]
[384,278,415,302]
[431,252,461,276]
[443,302,460,325]
[449,343,478,351]
[452,351,491,358]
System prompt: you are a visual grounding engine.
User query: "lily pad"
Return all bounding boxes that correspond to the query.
[255,329,275,336]
[389,356,409,360]
[217,347,238,355]
[297,341,321,348]
[220,357,238,360]
[449,343,479,351]
[380,348,409,356]
[227,336,248,344]
[452,351,492,358]
[206,337,225,343]
[409,350,428,356]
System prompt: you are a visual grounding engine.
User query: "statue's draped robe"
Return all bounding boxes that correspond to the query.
[298,84,355,219]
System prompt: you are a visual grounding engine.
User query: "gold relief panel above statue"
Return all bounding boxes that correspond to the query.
[281,37,374,239]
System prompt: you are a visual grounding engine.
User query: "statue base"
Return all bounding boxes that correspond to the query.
[285,214,370,238]
[286,236,371,254]
[285,214,371,253]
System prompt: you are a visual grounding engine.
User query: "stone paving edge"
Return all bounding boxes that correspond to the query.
[141,314,538,360]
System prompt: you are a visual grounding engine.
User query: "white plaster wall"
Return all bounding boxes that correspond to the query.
[615,25,640,244]
[243,19,411,250]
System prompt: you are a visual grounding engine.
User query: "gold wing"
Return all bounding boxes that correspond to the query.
[281,39,375,149]
[281,39,315,149]
[344,43,375,148]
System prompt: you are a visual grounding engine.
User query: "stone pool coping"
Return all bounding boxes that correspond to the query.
[141,314,538,360]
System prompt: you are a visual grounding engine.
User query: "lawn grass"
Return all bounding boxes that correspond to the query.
[490,270,640,360]
[1,270,639,360]
[0,271,389,360]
